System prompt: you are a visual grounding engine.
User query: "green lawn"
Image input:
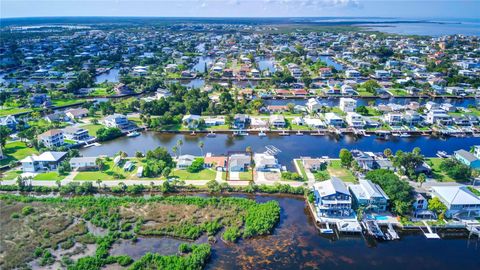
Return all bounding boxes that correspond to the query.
[74,171,116,181]
[74,159,140,180]
[426,158,455,182]
[0,141,38,166]
[239,171,253,181]
[0,107,31,116]
[295,159,308,180]
[327,160,357,183]
[80,124,103,136]
[33,172,66,181]
[172,169,216,180]
[51,98,85,107]
[206,124,230,130]
[389,88,408,97]
[1,170,22,180]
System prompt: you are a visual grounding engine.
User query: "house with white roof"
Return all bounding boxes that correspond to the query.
[430,185,480,218]
[312,177,352,217]
[253,153,280,172]
[306,98,323,113]
[346,112,365,128]
[21,151,67,173]
[339,98,357,113]
[69,157,98,171]
[324,113,344,127]
[349,179,389,212]
[176,155,196,169]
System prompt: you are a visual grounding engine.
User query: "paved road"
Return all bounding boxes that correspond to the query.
[0,178,304,187]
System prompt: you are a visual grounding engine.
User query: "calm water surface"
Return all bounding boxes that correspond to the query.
[80,133,480,170]
[108,195,480,270]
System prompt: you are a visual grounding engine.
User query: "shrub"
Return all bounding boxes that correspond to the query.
[21,206,34,216]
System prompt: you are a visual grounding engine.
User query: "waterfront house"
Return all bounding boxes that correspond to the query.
[454,150,480,169]
[204,154,227,171]
[250,117,269,130]
[233,114,249,129]
[204,116,225,127]
[21,151,67,173]
[304,117,325,128]
[430,185,480,218]
[176,155,196,169]
[30,94,51,107]
[312,177,353,217]
[114,83,134,95]
[182,114,202,128]
[306,98,323,113]
[65,108,89,120]
[69,157,98,171]
[253,153,280,172]
[339,98,357,113]
[0,115,18,131]
[265,105,289,113]
[38,129,64,148]
[103,114,130,130]
[345,69,361,79]
[474,145,480,159]
[324,113,344,127]
[63,126,90,141]
[301,158,327,171]
[292,117,305,126]
[269,115,286,128]
[228,154,250,172]
[349,179,389,212]
[341,85,357,95]
[44,112,69,123]
[425,109,453,125]
[319,67,333,78]
[346,112,365,128]
[384,112,403,126]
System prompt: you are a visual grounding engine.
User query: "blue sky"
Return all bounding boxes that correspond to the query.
[2,0,479,19]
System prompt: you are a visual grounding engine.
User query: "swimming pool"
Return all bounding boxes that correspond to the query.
[367,214,389,221]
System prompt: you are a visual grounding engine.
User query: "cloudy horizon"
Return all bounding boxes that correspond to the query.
[2,0,479,20]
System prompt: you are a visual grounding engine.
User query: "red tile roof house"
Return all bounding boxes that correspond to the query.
[291,89,308,96]
[275,89,291,96]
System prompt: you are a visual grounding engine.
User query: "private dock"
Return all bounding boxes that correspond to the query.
[421,221,441,239]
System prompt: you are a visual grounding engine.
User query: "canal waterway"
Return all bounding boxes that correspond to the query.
[80,132,480,170]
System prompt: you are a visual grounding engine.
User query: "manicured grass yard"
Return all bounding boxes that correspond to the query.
[0,141,38,166]
[74,171,117,181]
[80,124,103,136]
[239,171,253,181]
[74,159,140,180]
[1,170,22,180]
[172,169,216,181]
[426,158,455,182]
[51,98,85,107]
[295,159,308,180]
[33,172,66,181]
[327,160,357,183]
[0,107,32,117]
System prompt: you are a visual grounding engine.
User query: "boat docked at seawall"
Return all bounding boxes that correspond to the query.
[127,131,140,137]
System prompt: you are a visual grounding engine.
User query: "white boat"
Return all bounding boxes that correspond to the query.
[258,130,267,137]
[127,131,140,137]
[320,223,334,234]
[296,131,304,136]
[233,130,249,136]
[279,130,289,136]
[206,131,216,137]
[399,133,411,138]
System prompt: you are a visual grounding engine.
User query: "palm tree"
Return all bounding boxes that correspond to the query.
[176,139,183,156]
[198,141,205,157]
[172,146,178,158]
[96,179,103,188]
[119,182,127,192]
[55,179,62,188]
